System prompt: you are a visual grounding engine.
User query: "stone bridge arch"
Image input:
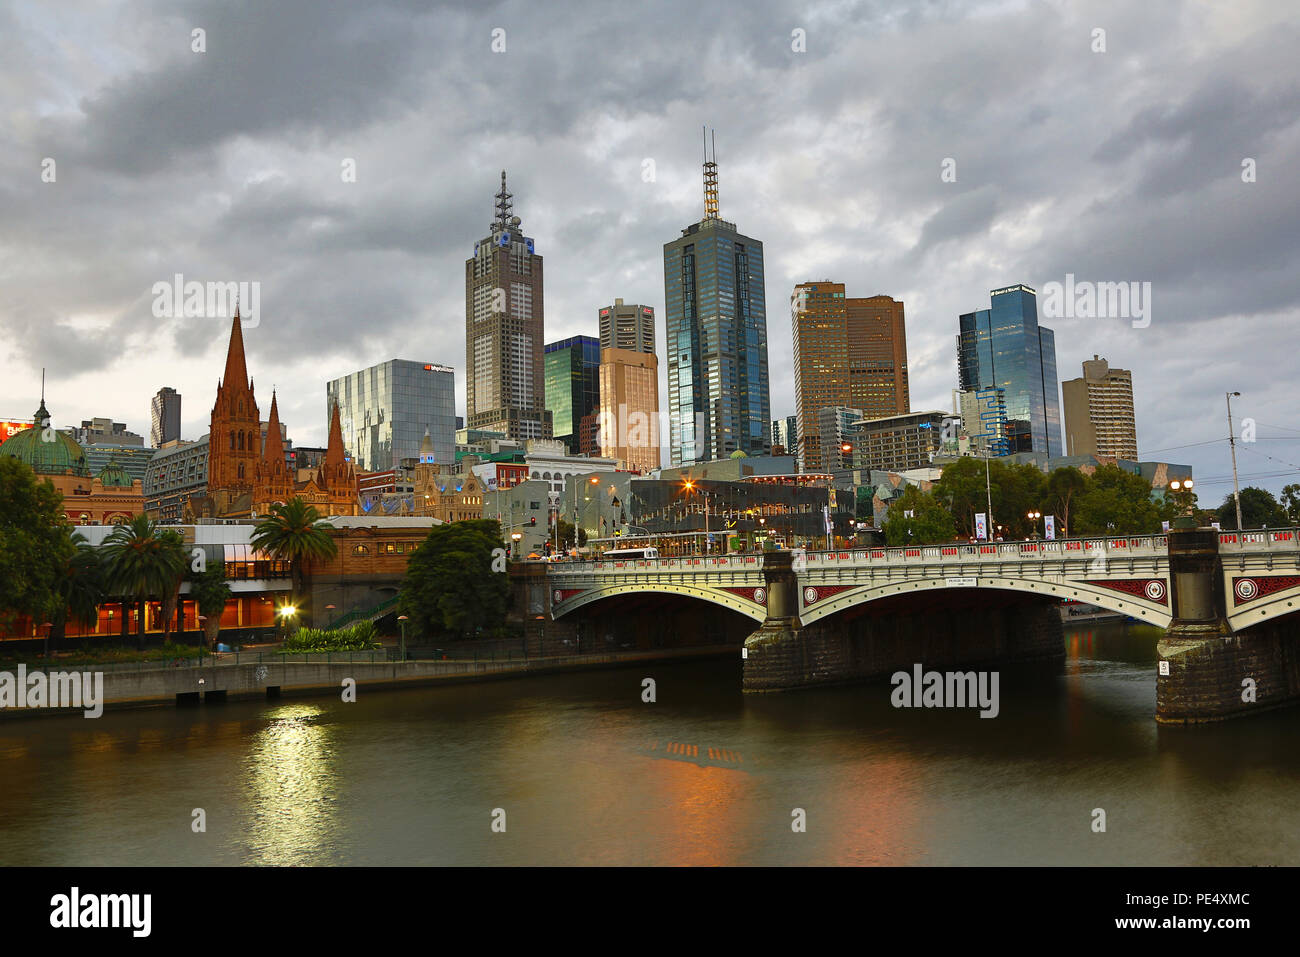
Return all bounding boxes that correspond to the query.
[552,581,767,623]
[799,575,1173,629]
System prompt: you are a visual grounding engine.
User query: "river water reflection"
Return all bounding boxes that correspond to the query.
[1,622,1297,865]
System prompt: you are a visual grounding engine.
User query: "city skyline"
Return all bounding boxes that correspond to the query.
[3,0,1298,496]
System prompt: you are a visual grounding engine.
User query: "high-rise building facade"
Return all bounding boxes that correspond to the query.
[1062,355,1138,459]
[956,387,1011,457]
[599,299,656,354]
[465,171,550,443]
[791,282,909,471]
[957,284,1061,456]
[849,410,948,473]
[818,406,863,472]
[151,387,181,447]
[599,346,660,473]
[663,135,771,465]
[544,336,600,455]
[327,360,456,471]
[771,415,798,456]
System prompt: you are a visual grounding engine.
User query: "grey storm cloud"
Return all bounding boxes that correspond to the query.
[2,0,1298,500]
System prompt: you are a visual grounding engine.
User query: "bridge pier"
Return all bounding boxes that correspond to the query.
[1158,528,1300,724]
[742,552,1064,692]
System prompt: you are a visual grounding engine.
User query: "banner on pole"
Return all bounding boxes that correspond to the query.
[975,513,987,541]
[1044,515,1056,540]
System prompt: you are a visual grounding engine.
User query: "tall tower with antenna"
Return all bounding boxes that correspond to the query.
[703,127,720,221]
[661,130,771,465]
[465,171,550,442]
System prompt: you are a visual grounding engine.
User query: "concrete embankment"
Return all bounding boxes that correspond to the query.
[0,645,737,719]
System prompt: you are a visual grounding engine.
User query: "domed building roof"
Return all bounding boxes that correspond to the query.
[0,398,91,477]
[96,458,133,487]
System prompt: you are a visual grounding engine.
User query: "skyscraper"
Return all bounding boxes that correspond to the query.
[150,387,181,447]
[544,336,601,455]
[599,347,660,473]
[771,415,798,456]
[599,299,656,354]
[663,132,771,465]
[791,282,909,471]
[1062,355,1138,459]
[326,360,456,470]
[957,284,1062,456]
[465,171,550,443]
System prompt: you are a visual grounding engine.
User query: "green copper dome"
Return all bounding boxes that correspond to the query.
[0,400,91,477]
[96,459,133,487]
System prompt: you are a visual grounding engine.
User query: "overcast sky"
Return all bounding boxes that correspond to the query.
[3,0,1298,502]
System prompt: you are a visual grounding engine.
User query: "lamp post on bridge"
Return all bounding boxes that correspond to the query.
[1225,392,1243,531]
[1169,479,1196,529]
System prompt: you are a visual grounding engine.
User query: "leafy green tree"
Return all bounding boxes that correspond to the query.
[250,498,339,626]
[997,463,1048,539]
[1072,465,1162,535]
[102,515,188,648]
[0,458,75,635]
[399,519,510,639]
[189,564,232,648]
[1281,484,1300,525]
[1216,487,1288,530]
[855,485,875,521]
[1045,467,1088,537]
[52,530,105,646]
[932,456,992,538]
[881,486,956,546]
[555,519,587,551]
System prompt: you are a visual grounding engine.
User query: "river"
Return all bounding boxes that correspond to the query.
[1,621,1297,866]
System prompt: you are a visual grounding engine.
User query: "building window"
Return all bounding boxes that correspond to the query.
[352,544,369,556]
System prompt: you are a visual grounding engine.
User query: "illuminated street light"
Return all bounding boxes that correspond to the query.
[1169,478,1196,528]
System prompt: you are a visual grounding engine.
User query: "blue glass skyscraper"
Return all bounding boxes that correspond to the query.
[663,134,771,465]
[957,284,1062,456]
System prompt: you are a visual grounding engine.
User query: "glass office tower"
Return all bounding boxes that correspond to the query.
[544,336,600,455]
[663,139,771,465]
[327,359,456,470]
[957,284,1062,456]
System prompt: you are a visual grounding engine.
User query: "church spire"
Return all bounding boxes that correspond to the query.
[222,307,250,389]
[263,391,285,464]
[325,400,346,469]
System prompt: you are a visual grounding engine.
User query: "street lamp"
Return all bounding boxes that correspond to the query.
[41,621,53,660]
[1225,392,1243,530]
[511,530,523,559]
[397,614,409,662]
[326,603,336,629]
[276,603,297,639]
[1169,478,1196,528]
[1027,510,1041,540]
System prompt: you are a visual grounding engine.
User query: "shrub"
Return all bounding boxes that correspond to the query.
[280,620,380,653]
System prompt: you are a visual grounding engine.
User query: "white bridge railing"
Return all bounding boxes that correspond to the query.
[547,528,1300,576]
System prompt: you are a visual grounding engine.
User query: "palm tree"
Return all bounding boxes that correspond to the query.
[189,564,232,649]
[102,515,187,649]
[51,530,105,648]
[250,498,338,628]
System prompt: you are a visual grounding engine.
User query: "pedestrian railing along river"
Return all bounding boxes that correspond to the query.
[550,529,1300,574]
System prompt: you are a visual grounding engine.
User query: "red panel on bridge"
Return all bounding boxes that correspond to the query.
[1232,575,1300,604]
[1081,578,1168,604]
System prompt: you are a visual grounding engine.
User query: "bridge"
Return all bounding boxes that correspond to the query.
[535,528,1300,724]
